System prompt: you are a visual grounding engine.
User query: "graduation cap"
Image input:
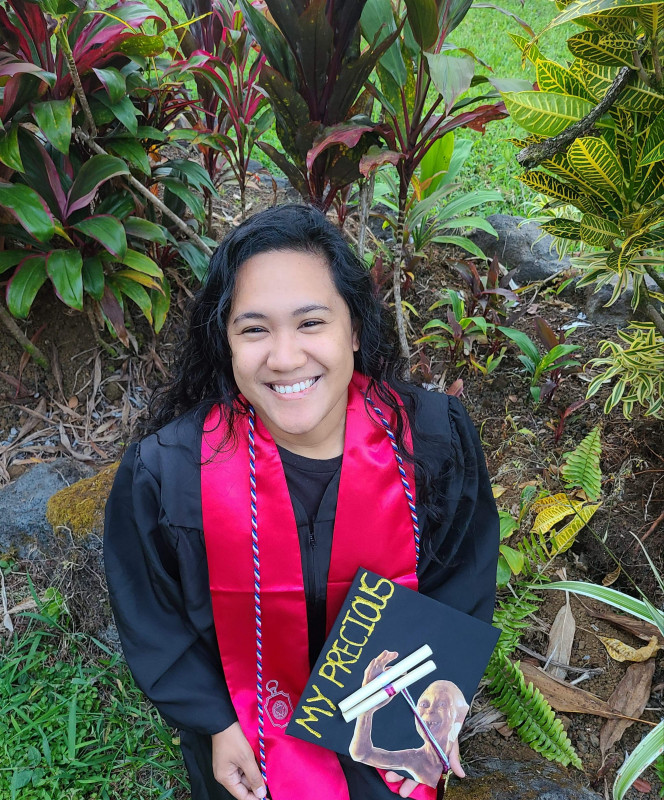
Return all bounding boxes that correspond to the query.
[286,569,500,792]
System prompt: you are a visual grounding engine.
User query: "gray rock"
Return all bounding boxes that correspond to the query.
[584,274,661,327]
[468,214,571,283]
[451,757,603,799]
[0,459,94,559]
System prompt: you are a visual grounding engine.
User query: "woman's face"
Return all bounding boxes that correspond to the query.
[227,249,359,458]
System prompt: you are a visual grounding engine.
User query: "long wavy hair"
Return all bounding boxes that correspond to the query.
[145,203,415,441]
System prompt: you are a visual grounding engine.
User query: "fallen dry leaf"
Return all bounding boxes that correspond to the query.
[587,608,663,646]
[600,660,656,758]
[632,778,652,793]
[492,485,507,499]
[602,566,621,586]
[546,595,576,680]
[598,635,660,663]
[520,662,632,719]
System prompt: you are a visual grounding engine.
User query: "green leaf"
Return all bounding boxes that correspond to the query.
[176,240,209,281]
[361,0,406,85]
[540,581,655,624]
[497,555,513,587]
[82,256,105,301]
[579,212,620,246]
[163,159,217,194]
[500,544,525,574]
[151,276,170,334]
[106,138,151,175]
[0,125,24,172]
[567,136,625,196]
[567,31,637,67]
[66,155,129,216]
[639,111,664,167]
[33,100,73,155]
[430,235,488,259]
[6,255,48,318]
[561,424,602,499]
[499,510,519,540]
[67,696,77,761]
[516,171,584,208]
[0,250,26,275]
[160,177,205,224]
[120,249,162,278]
[123,217,168,245]
[614,720,664,800]
[46,249,84,311]
[94,93,139,136]
[109,275,153,324]
[117,33,165,58]
[93,67,126,105]
[582,62,664,114]
[419,133,454,197]
[0,183,55,242]
[425,53,475,110]
[404,0,439,50]
[536,58,590,99]
[540,218,582,240]
[498,326,541,366]
[72,215,127,259]
[502,91,598,137]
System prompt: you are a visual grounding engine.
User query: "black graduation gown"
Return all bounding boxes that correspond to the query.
[104,387,499,799]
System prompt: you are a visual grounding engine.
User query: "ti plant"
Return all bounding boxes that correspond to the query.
[502,0,664,418]
[359,0,507,360]
[165,0,273,221]
[237,0,399,212]
[498,317,582,404]
[419,288,496,363]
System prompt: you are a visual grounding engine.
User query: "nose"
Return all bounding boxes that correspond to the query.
[266,330,307,372]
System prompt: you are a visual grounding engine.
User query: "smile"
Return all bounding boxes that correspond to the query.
[269,376,320,395]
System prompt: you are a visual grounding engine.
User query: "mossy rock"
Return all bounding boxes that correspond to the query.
[46,462,119,537]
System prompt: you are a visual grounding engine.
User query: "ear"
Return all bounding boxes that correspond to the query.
[352,321,360,352]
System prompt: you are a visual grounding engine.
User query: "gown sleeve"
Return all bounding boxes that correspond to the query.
[417,394,499,625]
[104,442,237,735]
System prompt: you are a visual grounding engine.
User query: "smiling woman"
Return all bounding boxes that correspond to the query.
[103,204,499,800]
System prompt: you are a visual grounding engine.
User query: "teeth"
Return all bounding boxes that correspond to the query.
[272,378,316,394]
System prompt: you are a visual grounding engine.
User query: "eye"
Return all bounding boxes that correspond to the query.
[240,326,267,335]
[300,319,324,329]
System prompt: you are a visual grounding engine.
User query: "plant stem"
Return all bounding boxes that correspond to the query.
[56,24,97,138]
[75,130,214,257]
[0,303,49,369]
[652,36,662,86]
[645,301,664,337]
[642,262,664,294]
[516,67,633,169]
[632,50,651,86]
[392,163,411,369]
[357,173,374,261]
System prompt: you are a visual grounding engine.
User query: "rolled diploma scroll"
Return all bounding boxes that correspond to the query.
[341,660,436,722]
[338,645,433,714]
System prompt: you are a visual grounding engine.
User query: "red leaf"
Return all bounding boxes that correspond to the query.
[100,286,129,346]
[306,123,375,172]
[359,149,404,177]
[446,378,464,397]
[632,778,651,793]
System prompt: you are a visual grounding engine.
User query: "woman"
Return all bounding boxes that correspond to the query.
[104,204,499,800]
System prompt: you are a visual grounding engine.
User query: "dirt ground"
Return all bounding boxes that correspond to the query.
[1,186,663,798]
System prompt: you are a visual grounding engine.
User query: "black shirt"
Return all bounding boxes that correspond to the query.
[104,387,499,800]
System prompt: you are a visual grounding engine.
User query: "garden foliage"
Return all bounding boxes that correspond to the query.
[504,0,664,418]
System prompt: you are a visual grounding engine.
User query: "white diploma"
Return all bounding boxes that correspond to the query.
[338,644,433,714]
[341,659,436,722]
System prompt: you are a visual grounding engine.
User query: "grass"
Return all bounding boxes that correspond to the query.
[0,571,187,800]
[452,0,571,215]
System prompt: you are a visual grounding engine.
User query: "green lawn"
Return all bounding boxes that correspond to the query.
[452,0,571,215]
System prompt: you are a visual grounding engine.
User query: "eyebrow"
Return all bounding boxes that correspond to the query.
[232,304,331,324]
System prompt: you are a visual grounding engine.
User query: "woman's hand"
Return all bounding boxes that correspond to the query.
[384,739,466,797]
[211,722,267,800]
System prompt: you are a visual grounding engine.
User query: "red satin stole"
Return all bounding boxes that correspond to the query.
[201,373,435,800]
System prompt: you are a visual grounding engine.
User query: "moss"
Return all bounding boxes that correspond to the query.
[46,462,119,538]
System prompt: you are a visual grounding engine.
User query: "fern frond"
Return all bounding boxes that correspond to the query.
[492,588,542,657]
[486,654,583,769]
[518,531,551,575]
[561,426,602,500]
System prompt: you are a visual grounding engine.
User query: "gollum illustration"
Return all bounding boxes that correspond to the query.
[348,650,469,787]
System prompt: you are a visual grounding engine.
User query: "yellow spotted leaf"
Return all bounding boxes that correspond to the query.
[532,499,585,534]
[551,502,600,553]
[598,635,661,663]
[531,492,572,513]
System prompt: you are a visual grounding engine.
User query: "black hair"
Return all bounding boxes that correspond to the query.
[146,204,411,439]
[144,204,442,552]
